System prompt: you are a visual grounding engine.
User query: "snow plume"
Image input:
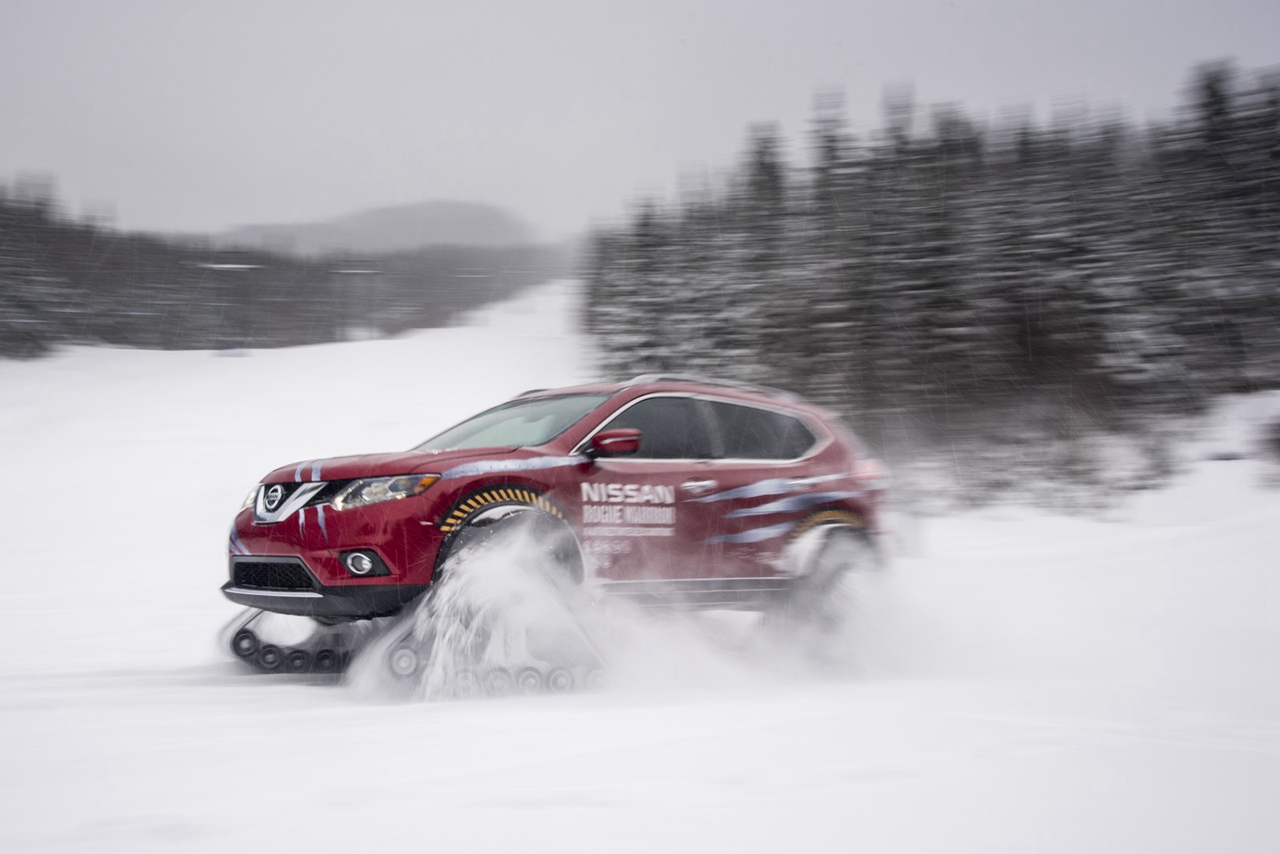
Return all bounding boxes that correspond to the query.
[419,522,604,699]
[350,522,900,702]
[585,530,900,695]
[349,517,604,700]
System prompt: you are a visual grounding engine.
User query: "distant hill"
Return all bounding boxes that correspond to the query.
[219,200,535,257]
[0,195,572,357]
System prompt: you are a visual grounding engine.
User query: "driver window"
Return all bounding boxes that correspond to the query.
[601,397,715,459]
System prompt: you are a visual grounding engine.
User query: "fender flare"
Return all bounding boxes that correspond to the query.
[433,484,582,582]
[787,508,866,544]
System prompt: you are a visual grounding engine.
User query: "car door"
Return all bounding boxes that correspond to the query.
[575,394,724,583]
[693,399,828,578]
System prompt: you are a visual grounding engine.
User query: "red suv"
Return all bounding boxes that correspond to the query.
[224,375,886,672]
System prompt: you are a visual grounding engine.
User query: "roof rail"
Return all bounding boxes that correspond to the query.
[625,373,799,402]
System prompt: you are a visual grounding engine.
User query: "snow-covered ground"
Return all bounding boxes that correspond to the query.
[0,281,1276,853]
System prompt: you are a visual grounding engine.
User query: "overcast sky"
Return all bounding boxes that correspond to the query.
[1,0,1276,240]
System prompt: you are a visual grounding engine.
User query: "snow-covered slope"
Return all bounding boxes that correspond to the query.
[0,281,1275,853]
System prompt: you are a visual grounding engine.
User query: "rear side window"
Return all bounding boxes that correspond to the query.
[599,397,715,459]
[707,401,816,460]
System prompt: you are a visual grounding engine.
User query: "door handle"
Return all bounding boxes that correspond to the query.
[680,478,718,495]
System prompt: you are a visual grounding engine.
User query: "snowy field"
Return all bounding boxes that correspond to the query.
[0,281,1276,853]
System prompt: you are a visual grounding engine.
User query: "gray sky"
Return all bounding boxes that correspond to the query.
[1,0,1276,240]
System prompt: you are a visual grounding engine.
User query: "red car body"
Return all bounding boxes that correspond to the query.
[223,376,886,619]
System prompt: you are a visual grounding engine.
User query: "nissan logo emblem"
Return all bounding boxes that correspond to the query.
[263,484,285,511]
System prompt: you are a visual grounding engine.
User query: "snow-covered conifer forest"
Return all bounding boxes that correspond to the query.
[586,62,1280,497]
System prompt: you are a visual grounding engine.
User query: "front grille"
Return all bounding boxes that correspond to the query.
[265,480,355,508]
[231,559,316,591]
[259,482,303,512]
[304,480,352,507]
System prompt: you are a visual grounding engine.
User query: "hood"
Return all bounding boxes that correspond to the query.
[263,447,519,484]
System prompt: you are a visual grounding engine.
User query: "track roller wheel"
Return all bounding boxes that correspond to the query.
[257,645,283,671]
[584,668,607,690]
[284,649,311,673]
[387,645,420,679]
[231,629,259,659]
[546,666,574,693]
[313,649,340,673]
[484,668,515,696]
[515,667,544,694]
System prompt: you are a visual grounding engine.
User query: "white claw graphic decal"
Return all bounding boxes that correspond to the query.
[703,521,797,545]
[725,490,861,519]
[686,472,848,504]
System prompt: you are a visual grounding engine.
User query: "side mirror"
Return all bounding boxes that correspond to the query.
[588,428,642,458]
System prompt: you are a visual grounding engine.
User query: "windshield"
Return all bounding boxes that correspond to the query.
[416,393,611,451]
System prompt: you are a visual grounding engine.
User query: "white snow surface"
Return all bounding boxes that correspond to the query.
[1,281,1276,853]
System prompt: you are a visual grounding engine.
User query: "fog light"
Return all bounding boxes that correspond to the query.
[339,549,390,577]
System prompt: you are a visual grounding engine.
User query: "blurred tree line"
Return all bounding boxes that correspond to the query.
[0,186,570,358]
[586,62,1280,457]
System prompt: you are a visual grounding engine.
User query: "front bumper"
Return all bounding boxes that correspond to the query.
[222,553,429,619]
[221,579,429,619]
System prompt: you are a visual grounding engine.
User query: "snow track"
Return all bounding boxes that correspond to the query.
[0,281,1276,853]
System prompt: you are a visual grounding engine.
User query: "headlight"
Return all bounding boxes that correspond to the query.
[240,485,260,512]
[331,475,439,511]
